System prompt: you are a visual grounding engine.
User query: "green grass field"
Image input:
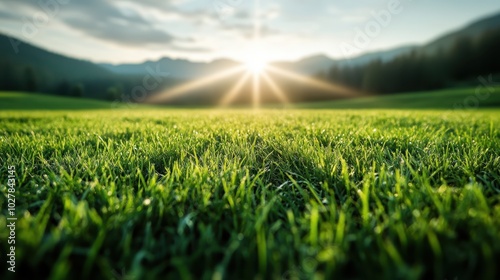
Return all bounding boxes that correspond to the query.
[1,91,500,279]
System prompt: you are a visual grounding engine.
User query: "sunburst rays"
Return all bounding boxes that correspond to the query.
[146,62,362,107]
[146,65,245,104]
[219,72,252,107]
[266,65,359,98]
[146,0,363,107]
[261,72,289,105]
[252,71,261,108]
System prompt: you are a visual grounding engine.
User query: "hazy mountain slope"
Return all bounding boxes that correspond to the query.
[101,57,240,79]
[0,34,112,81]
[421,12,500,55]
[275,13,500,74]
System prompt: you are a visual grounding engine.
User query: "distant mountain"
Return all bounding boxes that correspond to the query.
[103,45,420,80]
[335,45,418,67]
[101,57,240,79]
[0,34,182,100]
[274,12,500,75]
[273,45,418,75]
[1,10,499,103]
[100,12,500,79]
[271,54,335,75]
[0,33,112,82]
[421,12,500,55]
[100,58,204,78]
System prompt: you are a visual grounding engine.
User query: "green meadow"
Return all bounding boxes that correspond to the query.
[1,90,500,279]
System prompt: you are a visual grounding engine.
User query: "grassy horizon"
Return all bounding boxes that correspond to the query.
[1,86,500,111]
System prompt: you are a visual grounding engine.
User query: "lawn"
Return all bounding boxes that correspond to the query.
[0,92,500,279]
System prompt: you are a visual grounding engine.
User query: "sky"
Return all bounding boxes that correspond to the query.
[1,0,500,64]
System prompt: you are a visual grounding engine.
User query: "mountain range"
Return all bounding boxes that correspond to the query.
[100,12,500,78]
[1,12,500,84]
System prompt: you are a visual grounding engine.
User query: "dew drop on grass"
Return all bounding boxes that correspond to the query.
[143,198,151,206]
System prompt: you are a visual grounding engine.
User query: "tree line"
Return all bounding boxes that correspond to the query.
[0,61,178,102]
[323,28,500,94]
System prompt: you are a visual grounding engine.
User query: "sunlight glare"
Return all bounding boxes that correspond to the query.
[244,52,268,74]
[219,72,251,107]
[261,72,289,104]
[146,65,245,103]
[266,65,361,98]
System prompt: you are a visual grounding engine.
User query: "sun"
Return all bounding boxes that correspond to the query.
[246,59,267,74]
[243,51,269,74]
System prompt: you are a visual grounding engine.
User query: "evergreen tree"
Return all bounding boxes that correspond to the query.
[24,66,37,92]
[71,83,84,98]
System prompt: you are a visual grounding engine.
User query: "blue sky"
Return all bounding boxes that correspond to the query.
[1,0,499,64]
